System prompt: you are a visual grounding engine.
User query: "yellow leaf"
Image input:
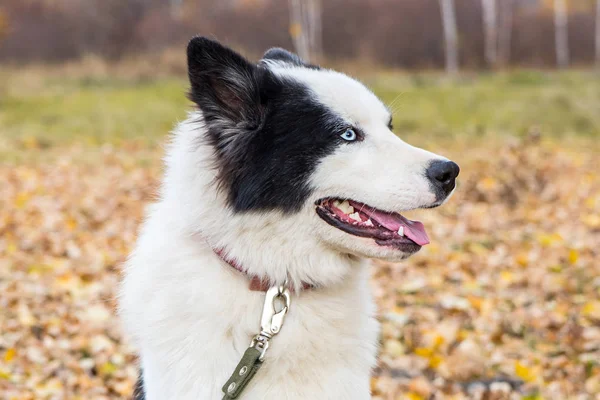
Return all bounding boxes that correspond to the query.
[479,177,498,189]
[384,340,405,357]
[585,195,599,209]
[537,233,563,246]
[98,362,117,376]
[582,214,600,229]
[428,354,443,369]
[549,264,563,273]
[370,377,378,392]
[14,193,29,208]
[582,301,600,319]
[468,295,483,311]
[568,249,578,264]
[414,347,433,358]
[515,361,537,382]
[500,270,513,283]
[3,348,15,362]
[6,242,17,255]
[433,335,445,349]
[406,393,424,400]
[457,329,470,340]
[516,253,529,267]
[65,216,78,231]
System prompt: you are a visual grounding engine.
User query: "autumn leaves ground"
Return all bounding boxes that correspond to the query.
[0,68,599,399]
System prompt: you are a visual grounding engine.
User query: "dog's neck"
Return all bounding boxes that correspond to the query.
[212,246,316,292]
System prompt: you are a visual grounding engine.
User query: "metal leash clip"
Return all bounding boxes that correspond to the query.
[222,283,292,399]
[250,284,291,360]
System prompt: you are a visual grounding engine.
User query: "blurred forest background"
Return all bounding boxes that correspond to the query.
[1,1,600,400]
[1,0,600,69]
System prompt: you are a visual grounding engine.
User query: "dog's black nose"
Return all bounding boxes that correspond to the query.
[427,160,460,196]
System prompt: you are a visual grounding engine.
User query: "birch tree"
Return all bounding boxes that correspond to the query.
[596,0,600,67]
[554,0,569,68]
[306,0,322,62]
[498,0,513,66]
[482,0,498,67]
[288,0,322,63]
[439,0,459,74]
[170,0,183,20]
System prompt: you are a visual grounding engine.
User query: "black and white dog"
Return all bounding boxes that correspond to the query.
[120,37,459,399]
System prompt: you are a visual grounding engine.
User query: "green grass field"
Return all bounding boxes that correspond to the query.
[1,68,599,152]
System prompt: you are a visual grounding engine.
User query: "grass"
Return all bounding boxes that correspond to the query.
[0,76,188,145]
[368,70,600,138]
[0,66,599,157]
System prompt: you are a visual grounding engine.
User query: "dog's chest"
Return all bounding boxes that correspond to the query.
[139,270,379,400]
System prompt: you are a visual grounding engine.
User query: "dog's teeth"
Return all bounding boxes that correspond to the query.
[365,219,373,227]
[333,200,342,207]
[338,200,354,214]
[349,212,361,222]
[397,226,404,237]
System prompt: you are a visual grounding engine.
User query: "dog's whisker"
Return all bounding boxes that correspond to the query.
[387,92,406,113]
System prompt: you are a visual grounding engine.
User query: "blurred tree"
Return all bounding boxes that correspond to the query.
[288,0,322,62]
[170,0,183,19]
[596,0,600,66]
[0,6,7,43]
[554,0,569,68]
[439,0,459,74]
[541,0,595,11]
[498,0,513,66]
[482,0,498,67]
[0,0,599,69]
[0,18,5,44]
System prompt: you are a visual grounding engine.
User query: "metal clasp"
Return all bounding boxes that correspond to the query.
[260,284,290,335]
[251,283,291,360]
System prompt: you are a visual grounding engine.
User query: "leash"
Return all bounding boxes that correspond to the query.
[221,283,291,399]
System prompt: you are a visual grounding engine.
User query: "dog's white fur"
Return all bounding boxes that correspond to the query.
[120,64,449,399]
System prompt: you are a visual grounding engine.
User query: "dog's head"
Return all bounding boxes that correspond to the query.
[182,37,458,282]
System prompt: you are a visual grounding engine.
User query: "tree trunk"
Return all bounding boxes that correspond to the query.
[170,0,183,20]
[288,0,321,63]
[306,0,322,63]
[439,0,459,75]
[498,0,513,66]
[289,0,310,61]
[482,0,497,67]
[596,0,600,67]
[554,0,569,68]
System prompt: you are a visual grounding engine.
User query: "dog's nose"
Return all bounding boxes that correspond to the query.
[426,160,460,196]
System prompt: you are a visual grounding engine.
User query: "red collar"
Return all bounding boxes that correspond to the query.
[213,247,314,292]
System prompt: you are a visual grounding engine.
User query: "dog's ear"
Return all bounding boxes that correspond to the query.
[262,48,305,66]
[187,37,263,127]
[261,47,320,69]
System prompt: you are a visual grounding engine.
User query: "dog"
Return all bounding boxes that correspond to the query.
[119,37,459,400]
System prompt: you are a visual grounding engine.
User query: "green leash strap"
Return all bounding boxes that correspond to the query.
[221,284,291,399]
[221,347,263,399]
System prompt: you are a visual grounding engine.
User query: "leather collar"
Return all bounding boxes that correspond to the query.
[213,247,314,292]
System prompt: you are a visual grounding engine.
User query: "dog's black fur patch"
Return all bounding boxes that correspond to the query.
[187,37,350,213]
[261,47,321,70]
[133,373,145,400]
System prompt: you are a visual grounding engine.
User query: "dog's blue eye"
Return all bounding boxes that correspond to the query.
[340,129,357,141]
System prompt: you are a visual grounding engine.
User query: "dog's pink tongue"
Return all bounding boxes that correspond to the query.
[368,210,430,246]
